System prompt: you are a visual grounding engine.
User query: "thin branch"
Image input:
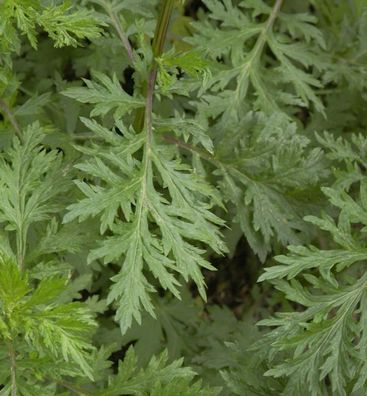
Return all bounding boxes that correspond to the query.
[151,0,175,59]
[233,0,283,106]
[123,0,176,276]
[144,69,157,143]
[162,134,218,166]
[16,230,26,272]
[0,98,22,139]
[72,133,103,141]
[162,134,254,184]
[8,342,17,396]
[244,0,284,61]
[249,0,284,59]
[134,0,175,132]
[103,3,134,63]
[55,379,93,396]
[266,0,284,32]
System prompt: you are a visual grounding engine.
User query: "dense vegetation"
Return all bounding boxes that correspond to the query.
[1,0,367,394]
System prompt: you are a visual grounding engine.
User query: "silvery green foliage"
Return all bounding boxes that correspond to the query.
[61,112,226,333]
[1,0,367,394]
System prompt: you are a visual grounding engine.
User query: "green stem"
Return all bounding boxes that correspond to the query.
[8,341,17,396]
[101,1,134,63]
[15,156,27,271]
[127,1,176,285]
[162,134,219,166]
[151,0,175,59]
[234,0,283,103]
[16,228,26,271]
[162,134,253,184]
[0,98,22,139]
[266,0,284,32]
[134,0,175,132]
[55,379,93,396]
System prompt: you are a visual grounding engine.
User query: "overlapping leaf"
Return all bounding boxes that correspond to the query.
[212,112,326,261]
[187,0,326,118]
[0,256,97,386]
[257,181,367,395]
[63,74,226,333]
[98,347,219,396]
[0,123,71,263]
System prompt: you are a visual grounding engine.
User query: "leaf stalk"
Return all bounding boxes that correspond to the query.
[0,98,22,139]
[134,0,175,132]
[101,1,134,63]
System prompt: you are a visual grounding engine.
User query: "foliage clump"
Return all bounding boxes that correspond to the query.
[0,0,367,395]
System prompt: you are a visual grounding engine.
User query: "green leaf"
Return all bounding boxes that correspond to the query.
[62,71,144,120]
[213,112,326,260]
[39,3,104,48]
[0,122,70,268]
[64,114,226,334]
[258,182,367,395]
[99,347,218,396]
[188,0,326,116]
[0,256,97,380]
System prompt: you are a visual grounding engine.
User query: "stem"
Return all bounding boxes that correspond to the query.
[16,229,26,271]
[151,0,175,59]
[14,152,27,271]
[55,379,93,396]
[266,0,284,32]
[245,0,283,62]
[251,0,284,56]
[163,134,219,166]
[162,134,253,184]
[102,2,134,63]
[144,69,157,143]
[127,0,175,274]
[72,133,103,140]
[0,98,22,139]
[134,0,175,132]
[234,0,283,103]
[8,342,17,396]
